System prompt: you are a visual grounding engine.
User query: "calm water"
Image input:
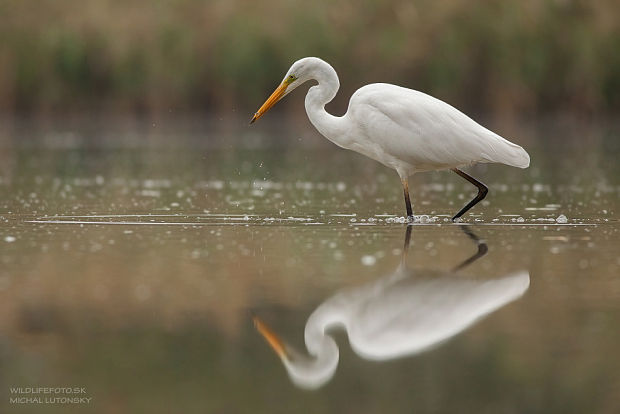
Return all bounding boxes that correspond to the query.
[0,117,619,413]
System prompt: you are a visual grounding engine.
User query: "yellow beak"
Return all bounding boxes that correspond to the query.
[250,82,288,124]
[253,315,288,360]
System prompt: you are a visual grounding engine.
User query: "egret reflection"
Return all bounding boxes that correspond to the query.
[254,226,530,390]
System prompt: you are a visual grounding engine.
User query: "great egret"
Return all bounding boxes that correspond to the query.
[254,226,530,389]
[251,57,530,221]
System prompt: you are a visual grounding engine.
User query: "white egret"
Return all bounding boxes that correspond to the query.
[254,226,530,389]
[251,57,530,221]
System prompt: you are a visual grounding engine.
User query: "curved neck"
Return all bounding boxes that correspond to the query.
[283,307,339,389]
[278,302,340,389]
[304,62,348,147]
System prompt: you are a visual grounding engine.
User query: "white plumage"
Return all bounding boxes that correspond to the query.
[346,84,530,174]
[253,227,530,389]
[251,57,530,220]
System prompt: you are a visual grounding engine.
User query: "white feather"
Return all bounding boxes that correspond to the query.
[345,83,530,174]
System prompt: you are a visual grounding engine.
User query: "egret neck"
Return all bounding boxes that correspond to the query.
[303,61,349,149]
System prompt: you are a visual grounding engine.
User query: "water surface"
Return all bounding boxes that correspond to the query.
[0,117,619,413]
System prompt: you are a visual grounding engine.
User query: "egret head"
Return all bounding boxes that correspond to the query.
[250,57,319,124]
[253,314,339,390]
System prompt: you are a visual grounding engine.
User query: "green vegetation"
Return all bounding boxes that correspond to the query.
[0,0,619,116]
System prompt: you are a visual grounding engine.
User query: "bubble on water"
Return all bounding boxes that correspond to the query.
[209,180,224,190]
[144,179,171,189]
[140,189,161,197]
[417,215,431,223]
[361,255,376,266]
[543,236,568,242]
[556,214,568,224]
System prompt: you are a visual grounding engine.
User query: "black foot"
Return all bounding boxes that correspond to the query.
[451,168,488,221]
[452,225,489,271]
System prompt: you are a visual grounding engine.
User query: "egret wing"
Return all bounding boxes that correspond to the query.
[348,84,529,171]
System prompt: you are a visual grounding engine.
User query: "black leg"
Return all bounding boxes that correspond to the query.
[401,177,413,218]
[401,225,413,266]
[452,225,488,271]
[451,168,488,222]
[403,224,412,250]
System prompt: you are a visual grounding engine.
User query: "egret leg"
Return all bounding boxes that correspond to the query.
[452,225,488,271]
[401,225,413,267]
[401,177,413,219]
[451,168,488,222]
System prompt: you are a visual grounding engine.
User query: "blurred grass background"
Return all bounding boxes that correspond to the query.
[0,0,619,118]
